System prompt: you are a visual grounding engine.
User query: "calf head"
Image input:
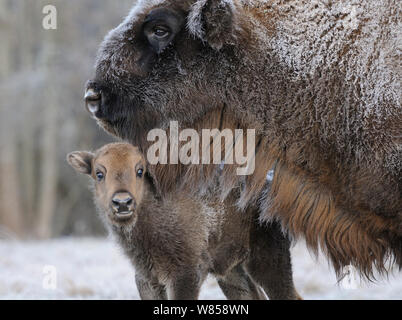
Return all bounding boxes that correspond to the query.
[67,143,149,227]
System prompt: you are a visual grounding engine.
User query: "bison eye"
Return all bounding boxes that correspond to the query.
[96,171,104,181]
[144,25,173,53]
[153,26,170,39]
[143,8,184,54]
[136,168,144,178]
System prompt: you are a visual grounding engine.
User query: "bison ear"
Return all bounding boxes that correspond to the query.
[67,151,94,176]
[188,0,239,50]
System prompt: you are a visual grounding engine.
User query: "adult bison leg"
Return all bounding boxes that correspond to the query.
[245,220,301,300]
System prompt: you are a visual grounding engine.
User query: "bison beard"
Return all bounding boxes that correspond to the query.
[86,0,402,279]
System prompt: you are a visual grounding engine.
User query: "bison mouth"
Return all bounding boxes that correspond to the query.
[84,80,166,147]
[84,81,104,119]
[84,88,102,116]
[84,80,124,122]
[83,82,135,138]
[108,207,138,226]
[114,210,134,221]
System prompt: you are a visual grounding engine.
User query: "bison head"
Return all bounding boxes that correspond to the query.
[85,0,249,147]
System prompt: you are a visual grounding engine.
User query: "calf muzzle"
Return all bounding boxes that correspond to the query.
[111,192,135,220]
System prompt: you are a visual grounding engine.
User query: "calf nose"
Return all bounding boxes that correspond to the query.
[84,87,101,116]
[111,192,135,213]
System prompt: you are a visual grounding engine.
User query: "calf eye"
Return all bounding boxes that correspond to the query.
[137,168,143,178]
[96,171,104,181]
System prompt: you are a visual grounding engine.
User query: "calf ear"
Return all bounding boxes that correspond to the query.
[188,0,238,50]
[67,151,94,175]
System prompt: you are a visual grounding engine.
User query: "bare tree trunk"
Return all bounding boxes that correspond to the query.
[0,1,24,238]
[36,34,59,239]
[21,121,36,231]
[19,1,39,235]
[36,117,58,239]
[0,134,24,237]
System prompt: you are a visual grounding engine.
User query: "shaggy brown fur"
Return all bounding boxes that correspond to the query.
[85,0,401,278]
[67,143,301,300]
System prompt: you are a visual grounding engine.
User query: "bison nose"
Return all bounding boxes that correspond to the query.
[111,192,135,218]
[84,88,101,116]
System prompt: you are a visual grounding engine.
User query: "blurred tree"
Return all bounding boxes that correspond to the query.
[0,0,24,237]
[0,0,133,239]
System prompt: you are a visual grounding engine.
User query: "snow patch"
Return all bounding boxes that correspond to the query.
[0,238,401,299]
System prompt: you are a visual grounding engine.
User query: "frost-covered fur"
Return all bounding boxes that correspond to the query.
[111,190,301,300]
[67,143,301,300]
[87,0,401,278]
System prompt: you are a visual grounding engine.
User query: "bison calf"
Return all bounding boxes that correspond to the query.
[67,142,300,300]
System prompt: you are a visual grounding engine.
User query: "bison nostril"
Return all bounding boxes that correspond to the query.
[112,199,120,208]
[111,194,134,213]
[84,88,101,115]
[85,88,101,100]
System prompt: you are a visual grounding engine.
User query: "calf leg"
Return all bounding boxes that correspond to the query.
[245,221,302,300]
[135,274,167,300]
[167,269,205,300]
[217,264,266,300]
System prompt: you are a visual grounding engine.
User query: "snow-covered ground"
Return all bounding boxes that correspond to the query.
[0,237,401,300]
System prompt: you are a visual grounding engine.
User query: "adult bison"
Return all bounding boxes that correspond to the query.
[84,0,401,278]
